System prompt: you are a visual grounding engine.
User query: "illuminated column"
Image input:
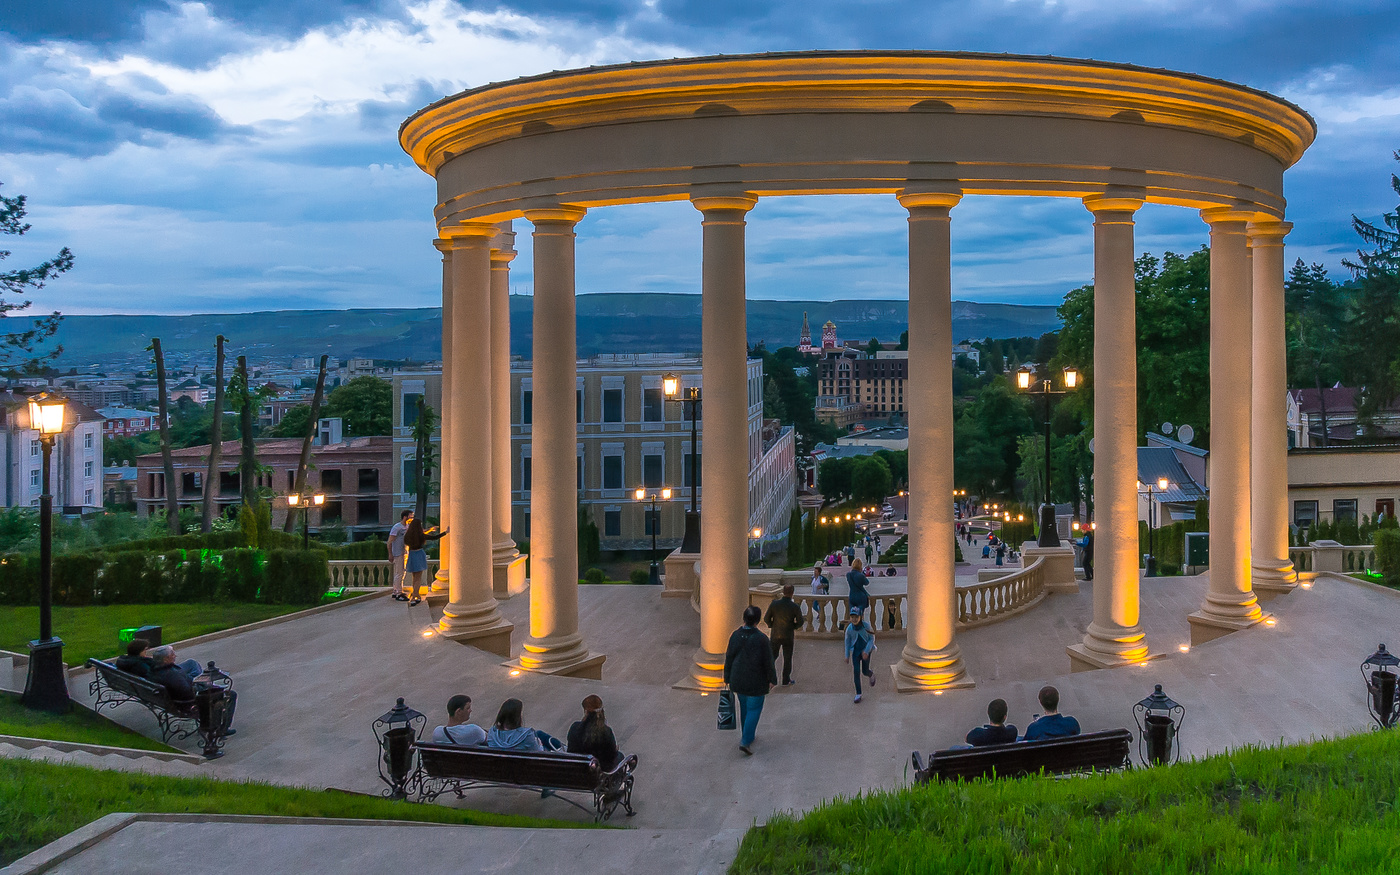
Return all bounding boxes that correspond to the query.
[510,207,603,678]
[1069,194,1150,671]
[437,223,513,655]
[682,193,756,691]
[490,223,528,599]
[893,189,971,691]
[431,238,451,594]
[1190,209,1266,643]
[1248,219,1298,593]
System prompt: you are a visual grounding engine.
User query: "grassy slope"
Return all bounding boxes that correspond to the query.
[0,604,302,664]
[730,729,1400,874]
[0,758,588,865]
[0,693,178,753]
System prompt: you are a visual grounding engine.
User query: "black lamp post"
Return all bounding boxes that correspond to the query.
[1133,683,1185,766]
[1139,477,1171,577]
[373,696,426,800]
[287,491,325,549]
[1362,644,1400,730]
[1016,364,1079,548]
[21,392,70,714]
[662,373,702,553]
[635,486,671,585]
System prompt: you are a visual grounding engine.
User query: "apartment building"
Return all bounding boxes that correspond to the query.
[391,354,797,553]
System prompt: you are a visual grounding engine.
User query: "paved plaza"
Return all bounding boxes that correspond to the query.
[7,562,1400,873]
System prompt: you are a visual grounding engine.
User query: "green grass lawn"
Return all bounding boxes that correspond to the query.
[0,692,179,753]
[0,603,303,665]
[730,729,1400,874]
[0,758,589,865]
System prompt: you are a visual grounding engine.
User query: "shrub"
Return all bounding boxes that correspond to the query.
[629,568,651,586]
[1374,528,1400,587]
[582,567,606,584]
[263,549,330,605]
[52,553,104,606]
[0,554,39,605]
[220,549,264,602]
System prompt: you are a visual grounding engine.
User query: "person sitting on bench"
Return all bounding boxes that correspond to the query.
[965,698,1018,747]
[432,694,486,745]
[487,698,562,751]
[148,645,238,736]
[1022,685,1080,741]
[114,638,153,678]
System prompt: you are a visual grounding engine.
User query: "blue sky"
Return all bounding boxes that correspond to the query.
[1,0,1397,315]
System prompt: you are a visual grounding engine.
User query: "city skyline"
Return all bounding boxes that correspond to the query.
[2,1,1396,315]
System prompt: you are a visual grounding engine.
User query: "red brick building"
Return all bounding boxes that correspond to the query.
[135,436,394,535]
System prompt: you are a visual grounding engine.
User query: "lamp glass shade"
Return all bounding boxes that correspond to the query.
[1063,366,1079,389]
[662,373,680,398]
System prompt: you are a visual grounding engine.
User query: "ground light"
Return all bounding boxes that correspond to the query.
[372,697,425,800]
[1362,644,1400,729]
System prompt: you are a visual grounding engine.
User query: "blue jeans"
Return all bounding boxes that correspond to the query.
[737,693,765,747]
[853,653,873,694]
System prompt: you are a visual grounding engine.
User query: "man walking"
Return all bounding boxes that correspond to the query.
[764,584,803,686]
[724,605,777,755]
[388,509,412,601]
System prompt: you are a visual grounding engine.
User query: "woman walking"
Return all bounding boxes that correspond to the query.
[846,558,871,621]
[844,607,877,703]
[403,518,448,605]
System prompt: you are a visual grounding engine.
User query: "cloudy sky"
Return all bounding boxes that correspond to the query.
[1,1,1397,316]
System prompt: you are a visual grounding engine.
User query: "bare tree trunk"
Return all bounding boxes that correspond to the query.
[284,355,329,532]
[152,338,181,534]
[201,335,226,532]
[237,356,257,508]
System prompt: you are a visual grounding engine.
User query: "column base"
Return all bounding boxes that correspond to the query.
[1187,609,1268,646]
[438,599,514,657]
[1020,544,1080,593]
[662,551,701,599]
[891,642,974,693]
[1069,622,1149,672]
[1251,559,1298,600]
[672,646,727,692]
[492,553,528,600]
[505,635,605,679]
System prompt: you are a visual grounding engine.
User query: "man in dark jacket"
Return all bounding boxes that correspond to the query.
[763,584,803,686]
[723,605,777,755]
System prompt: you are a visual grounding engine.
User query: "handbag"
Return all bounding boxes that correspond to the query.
[717,687,738,731]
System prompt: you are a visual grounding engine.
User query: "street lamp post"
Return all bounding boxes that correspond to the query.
[1138,476,1170,577]
[635,486,672,585]
[1016,365,1079,548]
[286,492,326,549]
[22,392,69,713]
[662,373,702,553]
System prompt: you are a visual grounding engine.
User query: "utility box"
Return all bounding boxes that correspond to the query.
[1184,532,1209,574]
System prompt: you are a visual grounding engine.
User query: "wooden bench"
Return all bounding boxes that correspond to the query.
[911,728,1133,783]
[86,658,231,759]
[412,742,638,822]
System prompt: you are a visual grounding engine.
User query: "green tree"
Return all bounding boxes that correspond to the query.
[324,376,393,436]
[1,182,71,372]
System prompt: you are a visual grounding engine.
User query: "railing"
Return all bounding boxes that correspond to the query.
[746,557,1047,638]
[327,559,438,590]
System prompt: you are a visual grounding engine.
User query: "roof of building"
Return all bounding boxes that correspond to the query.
[1138,446,1207,504]
[96,406,158,420]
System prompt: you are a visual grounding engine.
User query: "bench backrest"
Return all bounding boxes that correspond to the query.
[89,658,181,712]
[416,742,602,791]
[928,728,1132,781]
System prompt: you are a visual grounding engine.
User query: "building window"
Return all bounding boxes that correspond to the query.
[522,390,532,425]
[603,454,623,490]
[402,393,422,427]
[84,461,94,478]
[522,457,532,492]
[604,510,621,537]
[603,388,623,423]
[357,499,380,525]
[358,468,378,494]
[683,452,701,488]
[321,469,342,493]
[643,388,663,422]
[1334,499,1358,523]
[643,453,663,488]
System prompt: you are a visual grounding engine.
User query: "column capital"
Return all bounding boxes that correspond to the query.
[523,205,587,226]
[690,194,757,215]
[439,221,499,248]
[897,190,961,213]
[1247,220,1293,245]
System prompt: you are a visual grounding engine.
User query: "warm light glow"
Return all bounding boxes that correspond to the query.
[634,487,645,500]
[28,393,66,436]
[1016,368,1032,391]
[287,494,301,506]
[1063,366,1079,389]
[1178,644,1190,653]
[662,488,672,500]
[313,493,326,506]
[662,373,680,398]
[1157,477,1169,492]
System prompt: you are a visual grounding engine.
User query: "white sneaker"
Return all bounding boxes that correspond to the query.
[854,694,862,703]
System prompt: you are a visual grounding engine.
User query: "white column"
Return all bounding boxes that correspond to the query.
[892,190,971,692]
[682,194,756,691]
[1191,209,1266,642]
[1069,194,1150,670]
[511,207,603,678]
[437,223,513,655]
[490,222,528,599]
[431,238,451,594]
[1249,219,1297,593]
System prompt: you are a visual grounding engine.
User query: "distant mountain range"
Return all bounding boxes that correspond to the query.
[33,295,1061,365]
